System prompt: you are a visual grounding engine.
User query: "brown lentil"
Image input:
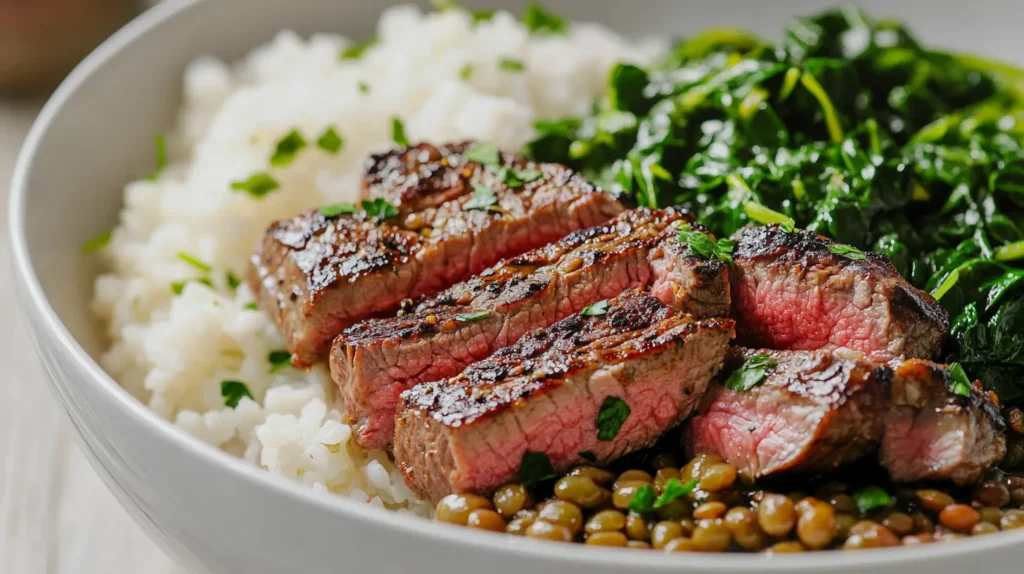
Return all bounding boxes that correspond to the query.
[586,531,628,546]
[614,470,653,488]
[842,524,900,550]
[466,509,506,532]
[882,512,914,536]
[834,513,857,539]
[493,484,532,519]
[901,534,935,545]
[766,541,805,553]
[538,500,584,535]
[829,494,857,515]
[625,513,649,541]
[568,466,615,486]
[693,501,727,520]
[663,537,696,552]
[758,494,797,536]
[973,481,1011,508]
[585,510,626,534]
[611,481,650,510]
[651,521,684,550]
[692,518,732,552]
[938,504,980,532]
[911,512,935,534]
[505,510,538,535]
[678,517,697,537]
[626,540,651,550]
[979,506,1003,525]
[699,463,738,492]
[436,494,492,525]
[650,452,678,470]
[555,476,604,508]
[797,502,836,549]
[653,468,681,492]
[1002,509,1024,530]
[726,507,767,550]
[972,522,1000,536]
[916,489,955,513]
[525,520,573,542]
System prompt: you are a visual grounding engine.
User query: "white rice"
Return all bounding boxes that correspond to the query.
[92,5,661,513]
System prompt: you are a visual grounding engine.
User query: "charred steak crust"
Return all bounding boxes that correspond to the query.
[730,225,948,360]
[394,290,735,502]
[688,348,891,479]
[249,141,623,366]
[331,208,733,449]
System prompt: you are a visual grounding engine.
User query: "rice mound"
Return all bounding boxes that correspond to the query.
[91,5,660,513]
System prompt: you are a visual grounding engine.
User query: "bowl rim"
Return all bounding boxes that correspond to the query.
[8,0,1024,569]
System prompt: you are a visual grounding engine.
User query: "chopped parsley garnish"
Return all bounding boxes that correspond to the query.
[654,478,698,508]
[678,224,735,265]
[171,278,213,295]
[316,127,343,154]
[471,10,496,24]
[519,451,557,488]
[360,198,399,222]
[744,202,796,230]
[391,116,409,146]
[320,203,359,217]
[578,451,597,463]
[226,272,241,290]
[267,350,292,373]
[523,3,567,35]
[596,396,630,441]
[269,129,307,167]
[463,186,498,211]
[339,37,377,60]
[948,362,973,397]
[456,311,491,322]
[502,168,542,188]
[220,380,253,409]
[177,252,212,273]
[144,132,167,180]
[829,243,868,261]
[464,142,501,166]
[723,354,779,392]
[431,0,459,10]
[581,300,609,316]
[81,231,112,253]
[231,172,280,198]
[459,63,474,81]
[357,82,370,94]
[628,484,656,514]
[243,302,259,311]
[499,58,525,72]
[853,486,893,514]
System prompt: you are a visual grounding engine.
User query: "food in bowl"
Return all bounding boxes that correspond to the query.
[86,1,1024,553]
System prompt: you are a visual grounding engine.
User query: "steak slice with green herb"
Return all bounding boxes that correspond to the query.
[332,208,732,450]
[687,347,890,480]
[882,359,1006,485]
[393,290,734,502]
[249,141,622,367]
[730,225,948,361]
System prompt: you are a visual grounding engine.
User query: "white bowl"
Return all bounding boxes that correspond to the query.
[10,0,1024,572]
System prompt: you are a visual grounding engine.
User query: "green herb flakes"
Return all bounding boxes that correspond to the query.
[523,3,567,35]
[596,396,630,441]
[360,198,399,222]
[456,311,491,322]
[317,127,343,154]
[853,486,893,514]
[463,186,498,211]
[339,38,377,60]
[581,300,609,316]
[723,354,778,392]
[503,168,542,188]
[177,252,212,273]
[391,116,409,146]
[144,133,167,180]
[269,129,306,167]
[678,224,734,265]
[829,243,868,261]
[948,362,973,397]
[243,302,259,311]
[628,484,656,514]
[464,142,501,166]
[499,58,525,73]
[231,172,280,198]
[519,451,557,488]
[226,272,241,290]
[654,478,698,508]
[268,350,293,373]
[220,380,253,409]
[459,63,474,81]
[357,82,370,94]
[171,278,213,295]
[81,231,112,253]
[320,203,358,217]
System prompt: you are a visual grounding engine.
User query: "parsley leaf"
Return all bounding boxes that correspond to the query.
[829,243,868,261]
[358,82,370,94]
[226,272,241,290]
[578,451,597,463]
[471,10,496,24]
[243,302,259,311]
[502,167,542,188]
[360,198,399,222]
[81,231,112,253]
[177,252,212,273]
[339,37,377,60]
[267,350,292,373]
[464,142,501,166]
[654,478,698,508]
[456,311,491,322]
[221,380,253,409]
[459,63,474,81]
[320,203,359,217]
[144,132,167,180]
[231,172,280,198]
[723,354,779,392]
[519,451,557,488]
[171,278,213,295]
[463,186,498,211]
[316,127,343,154]
[628,484,656,514]
[581,300,609,316]
[948,362,973,397]
[269,129,307,167]
[523,3,567,35]
[391,116,409,146]
[499,58,525,72]
[853,486,893,514]
[678,224,734,265]
[596,396,630,441]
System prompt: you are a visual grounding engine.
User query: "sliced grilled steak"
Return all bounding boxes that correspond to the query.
[394,290,735,502]
[249,142,622,366]
[332,209,731,449]
[882,359,1006,485]
[730,225,948,361]
[688,347,890,480]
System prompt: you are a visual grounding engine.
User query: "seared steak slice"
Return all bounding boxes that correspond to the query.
[394,290,735,502]
[882,359,1006,485]
[688,348,889,480]
[249,142,622,366]
[332,209,731,449]
[730,225,948,361]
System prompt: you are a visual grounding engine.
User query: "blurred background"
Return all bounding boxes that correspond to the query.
[0,1,181,573]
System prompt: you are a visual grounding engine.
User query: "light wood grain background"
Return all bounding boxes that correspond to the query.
[0,101,183,574]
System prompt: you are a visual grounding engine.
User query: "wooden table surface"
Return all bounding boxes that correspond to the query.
[0,100,184,574]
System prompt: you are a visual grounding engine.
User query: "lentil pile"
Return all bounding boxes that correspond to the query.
[434,452,1024,552]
